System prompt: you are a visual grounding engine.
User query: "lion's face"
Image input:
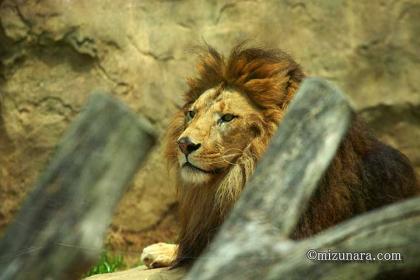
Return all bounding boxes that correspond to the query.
[175,86,262,185]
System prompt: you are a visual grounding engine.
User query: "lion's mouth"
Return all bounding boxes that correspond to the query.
[182,162,221,174]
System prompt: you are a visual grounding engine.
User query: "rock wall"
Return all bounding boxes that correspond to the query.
[1,0,419,264]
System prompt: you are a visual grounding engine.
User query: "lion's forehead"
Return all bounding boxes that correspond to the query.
[193,87,257,116]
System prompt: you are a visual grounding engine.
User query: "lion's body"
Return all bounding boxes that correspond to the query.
[292,117,418,239]
[141,44,419,268]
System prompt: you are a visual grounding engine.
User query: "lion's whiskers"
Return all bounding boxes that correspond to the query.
[197,153,242,166]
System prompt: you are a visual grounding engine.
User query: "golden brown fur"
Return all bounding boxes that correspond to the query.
[164,44,419,266]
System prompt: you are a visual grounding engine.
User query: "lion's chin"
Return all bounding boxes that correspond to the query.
[180,166,213,186]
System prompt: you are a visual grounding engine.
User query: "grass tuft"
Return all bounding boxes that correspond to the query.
[84,252,126,277]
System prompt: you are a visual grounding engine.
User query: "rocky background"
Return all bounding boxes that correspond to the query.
[0,0,419,266]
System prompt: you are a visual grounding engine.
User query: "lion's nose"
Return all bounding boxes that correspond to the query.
[177,137,201,155]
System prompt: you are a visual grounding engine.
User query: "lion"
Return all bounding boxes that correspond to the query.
[140,44,419,269]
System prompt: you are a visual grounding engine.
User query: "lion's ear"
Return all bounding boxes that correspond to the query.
[282,65,305,108]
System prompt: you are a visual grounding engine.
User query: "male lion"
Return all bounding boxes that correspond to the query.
[141,45,419,269]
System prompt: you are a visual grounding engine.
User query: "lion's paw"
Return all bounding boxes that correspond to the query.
[141,242,178,269]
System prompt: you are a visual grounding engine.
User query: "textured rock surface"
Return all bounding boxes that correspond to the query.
[1,0,419,265]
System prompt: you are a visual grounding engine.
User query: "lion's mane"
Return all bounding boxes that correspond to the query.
[165,44,419,266]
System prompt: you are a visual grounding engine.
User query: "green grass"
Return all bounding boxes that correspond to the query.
[84,252,126,277]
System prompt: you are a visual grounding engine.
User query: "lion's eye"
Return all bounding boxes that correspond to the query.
[186,110,195,121]
[219,114,236,123]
